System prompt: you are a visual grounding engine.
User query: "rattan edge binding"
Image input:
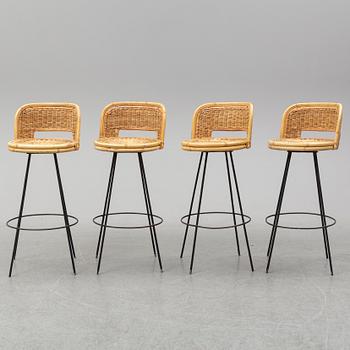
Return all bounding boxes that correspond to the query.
[191,102,254,148]
[99,101,166,150]
[13,102,81,153]
[279,102,343,150]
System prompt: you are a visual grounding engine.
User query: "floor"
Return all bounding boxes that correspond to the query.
[1,222,350,350]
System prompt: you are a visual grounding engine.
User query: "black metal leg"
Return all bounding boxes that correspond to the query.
[96,153,118,258]
[267,152,292,257]
[313,152,333,275]
[139,153,163,272]
[180,152,204,258]
[189,152,208,274]
[225,152,240,256]
[97,152,117,274]
[312,152,329,260]
[53,155,76,259]
[54,154,76,275]
[54,154,76,262]
[138,153,157,257]
[266,151,292,273]
[229,152,254,272]
[9,154,31,277]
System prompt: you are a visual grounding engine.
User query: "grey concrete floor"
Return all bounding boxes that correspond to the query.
[1,222,350,350]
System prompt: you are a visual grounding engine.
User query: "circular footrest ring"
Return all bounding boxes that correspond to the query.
[180,211,251,230]
[6,213,79,231]
[265,211,336,230]
[92,211,163,229]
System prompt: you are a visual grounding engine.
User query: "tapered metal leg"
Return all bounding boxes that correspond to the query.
[180,152,204,258]
[54,154,76,275]
[189,152,208,274]
[139,153,163,272]
[229,152,254,271]
[312,152,329,260]
[138,153,156,257]
[96,153,118,258]
[54,155,76,259]
[266,151,292,273]
[9,154,31,277]
[313,152,333,275]
[97,153,117,274]
[225,152,240,256]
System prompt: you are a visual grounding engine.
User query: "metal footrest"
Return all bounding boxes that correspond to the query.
[265,211,336,230]
[6,213,79,231]
[180,211,251,230]
[93,211,163,229]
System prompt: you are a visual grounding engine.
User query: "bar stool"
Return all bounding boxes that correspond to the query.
[94,102,165,274]
[7,103,80,276]
[266,103,343,275]
[180,102,254,274]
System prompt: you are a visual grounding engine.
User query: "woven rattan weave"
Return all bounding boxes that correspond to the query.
[182,102,253,152]
[8,103,80,154]
[95,102,166,153]
[269,103,342,151]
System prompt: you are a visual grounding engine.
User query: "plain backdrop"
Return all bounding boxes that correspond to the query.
[1,1,350,349]
[0,0,349,237]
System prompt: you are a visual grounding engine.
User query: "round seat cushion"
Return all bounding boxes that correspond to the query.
[182,137,250,152]
[95,137,162,152]
[8,138,79,153]
[268,138,337,151]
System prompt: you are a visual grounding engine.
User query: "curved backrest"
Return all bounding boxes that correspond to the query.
[280,103,342,147]
[192,102,253,144]
[15,103,80,143]
[99,102,166,148]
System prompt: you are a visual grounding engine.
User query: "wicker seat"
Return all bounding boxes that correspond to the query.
[182,137,250,151]
[95,102,165,153]
[269,103,342,152]
[95,137,162,152]
[8,103,80,154]
[182,102,253,152]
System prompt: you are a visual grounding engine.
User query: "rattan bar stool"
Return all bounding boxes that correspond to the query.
[180,102,254,274]
[94,102,165,274]
[266,103,343,275]
[7,103,80,276]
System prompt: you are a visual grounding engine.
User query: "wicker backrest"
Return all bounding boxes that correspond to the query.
[15,103,80,142]
[99,102,166,147]
[192,102,253,143]
[280,103,343,146]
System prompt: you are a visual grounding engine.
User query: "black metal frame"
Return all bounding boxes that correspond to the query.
[8,153,77,277]
[266,151,334,275]
[94,152,163,274]
[180,151,254,274]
